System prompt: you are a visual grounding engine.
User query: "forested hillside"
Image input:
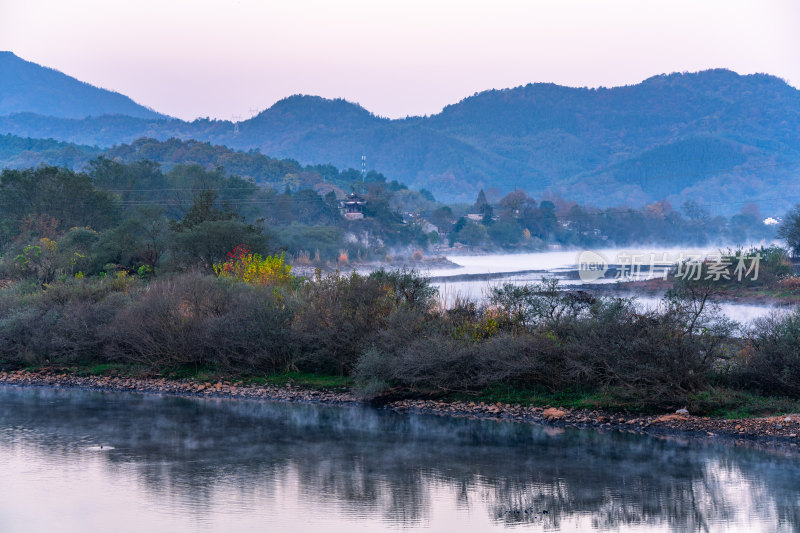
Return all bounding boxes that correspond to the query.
[0,52,166,119]
[0,135,413,197]
[1,56,798,211]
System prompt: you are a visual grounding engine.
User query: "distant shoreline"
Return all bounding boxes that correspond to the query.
[577,277,800,307]
[2,369,798,452]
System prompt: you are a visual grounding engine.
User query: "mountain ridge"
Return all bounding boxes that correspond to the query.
[1,56,798,211]
[0,52,168,120]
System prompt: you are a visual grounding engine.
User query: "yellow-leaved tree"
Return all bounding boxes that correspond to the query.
[213,245,294,287]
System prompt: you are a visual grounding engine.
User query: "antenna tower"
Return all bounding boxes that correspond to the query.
[361,155,366,182]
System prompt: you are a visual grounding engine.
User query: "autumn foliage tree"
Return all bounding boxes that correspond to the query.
[213,244,294,287]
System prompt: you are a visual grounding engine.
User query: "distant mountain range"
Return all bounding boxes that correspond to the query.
[0,52,166,119]
[1,51,799,212]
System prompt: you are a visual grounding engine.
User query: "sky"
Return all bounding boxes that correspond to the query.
[1,0,798,121]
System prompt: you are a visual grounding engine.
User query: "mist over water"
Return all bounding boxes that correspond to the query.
[0,386,798,532]
[421,248,790,323]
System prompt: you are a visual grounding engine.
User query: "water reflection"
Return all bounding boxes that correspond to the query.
[0,386,798,532]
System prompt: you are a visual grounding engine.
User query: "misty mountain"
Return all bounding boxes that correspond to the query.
[0,52,167,119]
[1,58,799,212]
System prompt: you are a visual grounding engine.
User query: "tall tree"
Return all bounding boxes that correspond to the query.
[778,205,800,257]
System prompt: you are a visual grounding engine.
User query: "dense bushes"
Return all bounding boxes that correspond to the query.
[104,273,295,371]
[356,283,740,408]
[0,269,438,376]
[0,279,127,365]
[357,331,568,395]
[0,270,797,411]
[292,271,398,375]
[739,311,800,397]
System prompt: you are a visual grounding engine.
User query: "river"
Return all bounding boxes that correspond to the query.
[0,386,797,532]
[419,249,793,323]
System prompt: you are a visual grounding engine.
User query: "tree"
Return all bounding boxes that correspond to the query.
[173,190,240,231]
[93,206,169,273]
[498,190,530,219]
[453,220,488,246]
[170,220,272,271]
[778,205,800,257]
[681,200,709,222]
[430,206,454,232]
[89,157,166,206]
[0,166,118,240]
[488,219,522,247]
[289,189,339,225]
[524,200,558,239]
[418,188,435,202]
[213,245,294,287]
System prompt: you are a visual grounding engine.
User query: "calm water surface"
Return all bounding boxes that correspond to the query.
[423,250,791,323]
[1,386,799,532]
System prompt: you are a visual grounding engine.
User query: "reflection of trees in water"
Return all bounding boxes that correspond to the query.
[485,473,748,531]
[483,440,799,531]
[1,387,798,531]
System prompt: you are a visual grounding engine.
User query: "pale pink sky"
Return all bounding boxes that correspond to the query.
[1,0,798,121]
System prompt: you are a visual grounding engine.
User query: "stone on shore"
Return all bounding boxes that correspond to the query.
[542,408,567,420]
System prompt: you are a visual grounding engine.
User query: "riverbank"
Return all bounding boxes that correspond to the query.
[2,369,798,450]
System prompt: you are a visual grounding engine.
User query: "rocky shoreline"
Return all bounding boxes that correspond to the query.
[1,369,799,451]
[390,400,800,450]
[0,369,357,404]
